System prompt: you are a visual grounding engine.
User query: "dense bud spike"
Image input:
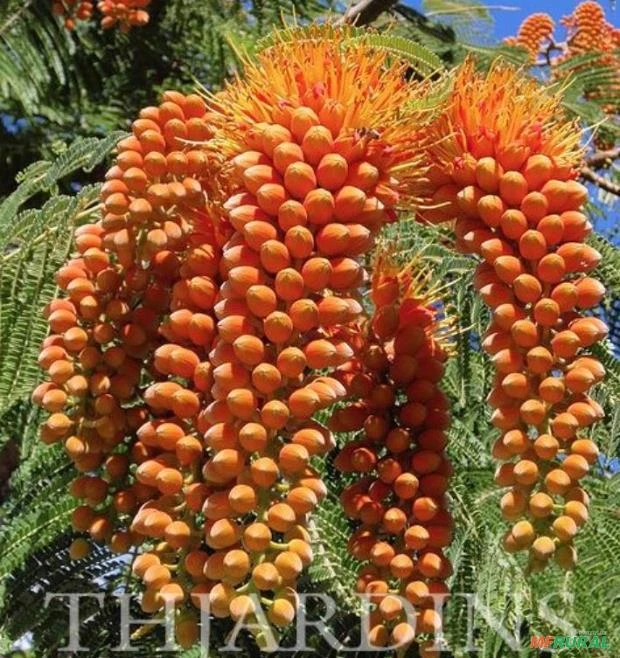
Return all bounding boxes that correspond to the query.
[421,61,608,571]
[184,26,438,634]
[504,3,619,120]
[34,93,226,631]
[52,0,151,31]
[504,13,554,62]
[332,252,453,649]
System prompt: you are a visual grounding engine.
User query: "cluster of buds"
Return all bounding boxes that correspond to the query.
[504,13,555,62]
[33,28,438,643]
[332,254,452,655]
[421,62,607,570]
[504,2,619,115]
[33,92,225,645]
[124,203,220,646]
[561,1,620,114]
[32,25,610,650]
[562,1,620,55]
[505,1,619,59]
[97,0,151,31]
[52,0,151,31]
[52,0,94,30]
[182,29,435,635]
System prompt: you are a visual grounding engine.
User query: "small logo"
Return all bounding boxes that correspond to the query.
[530,633,610,650]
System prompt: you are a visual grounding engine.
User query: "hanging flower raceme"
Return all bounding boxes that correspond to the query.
[52,0,151,31]
[420,62,607,571]
[192,26,436,634]
[97,0,151,31]
[562,1,619,55]
[331,251,453,654]
[52,0,95,30]
[504,13,555,62]
[561,1,620,114]
[33,92,225,643]
[503,3,619,118]
[126,214,221,647]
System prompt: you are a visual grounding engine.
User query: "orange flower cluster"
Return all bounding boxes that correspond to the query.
[33,92,223,644]
[506,1,619,59]
[562,1,620,55]
[52,0,94,30]
[504,13,555,62]
[97,0,151,31]
[189,30,433,631]
[52,0,151,31]
[421,63,607,571]
[34,29,436,641]
[332,256,452,653]
[505,2,619,115]
[30,26,609,648]
[562,1,620,114]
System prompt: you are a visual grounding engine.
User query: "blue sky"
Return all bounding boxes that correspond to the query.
[405,0,618,40]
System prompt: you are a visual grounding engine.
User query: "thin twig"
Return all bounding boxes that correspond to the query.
[533,38,567,67]
[586,147,620,169]
[581,166,620,197]
[426,4,518,16]
[336,0,399,26]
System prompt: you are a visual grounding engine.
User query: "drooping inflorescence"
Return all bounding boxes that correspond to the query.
[188,27,437,633]
[505,1,620,60]
[561,1,620,114]
[52,0,151,31]
[52,0,95,30]
[504,13,555,62]
[504,2,620,117]
[97,0,151,31]
[33,27,440,643]
[27,17,616,651]
[33,92,226,645]
[562,0,620,56]
[420,62,608,571]
[332,252,453,654]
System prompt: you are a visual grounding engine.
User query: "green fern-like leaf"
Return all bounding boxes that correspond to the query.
[0,134,123,415]
[0,132,124,233]
[0,2,81,119]
[422,0,491,22]
[256,27,444,79]
[344,33,444,75]
[462,42,530,67]
[0,188,100,414]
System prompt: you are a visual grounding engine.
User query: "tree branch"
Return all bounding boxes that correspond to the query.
[393,4,456,42]
[580,166,620,197]
[585,147,620,169]
[426,5,519,17]
[337,0,400,26]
